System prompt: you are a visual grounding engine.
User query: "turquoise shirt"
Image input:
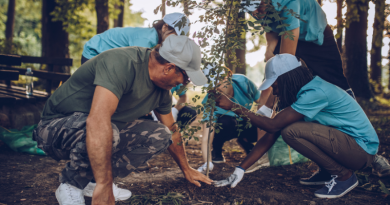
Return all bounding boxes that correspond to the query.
[251,0,327,45]
[291,76,379,155]
[82,27,159,59]
[202,74,261,122]
[171,84,186,96]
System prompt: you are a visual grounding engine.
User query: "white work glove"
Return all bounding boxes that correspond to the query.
[171,107,179,122]
[256,105,273,118]
[213,167,245,188]
[151,111,158,121]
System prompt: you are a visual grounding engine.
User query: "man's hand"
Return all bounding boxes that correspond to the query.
[183,167,213,187]
[92,183,115,205]
[214,167,244,188]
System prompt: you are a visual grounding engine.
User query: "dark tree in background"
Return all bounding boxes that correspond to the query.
[344,0,373,99]
[41,0,69,68]
[370,0,386,93]
[114,0,124,27]
[336,0,344,52]
[235,11,246,75]
[5,0,15,43]
[162,0,166,17]
[96,0,109,33]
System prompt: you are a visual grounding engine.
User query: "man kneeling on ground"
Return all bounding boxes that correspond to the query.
[33,35,212,205]
[213,54,379,199]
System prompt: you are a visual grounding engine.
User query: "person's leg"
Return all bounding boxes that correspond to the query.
[282,121,375,198]
[176,106,198,129]
[212,115,238,163]
[198,123,215,174]
[236,122,258,154]
[110,119,172,178]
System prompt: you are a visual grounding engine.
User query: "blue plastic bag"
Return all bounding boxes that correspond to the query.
[0,125,46,155]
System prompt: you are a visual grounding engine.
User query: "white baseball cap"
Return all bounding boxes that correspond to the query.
[160,35,207,86]
[240,1,261,12]
[202,63,225,87]
[163,12,191,36]
[258,54,302,90]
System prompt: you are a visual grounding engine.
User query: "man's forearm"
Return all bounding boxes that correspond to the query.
[174,94,187,111]
[167,131,190,171]
[86,117,113,185]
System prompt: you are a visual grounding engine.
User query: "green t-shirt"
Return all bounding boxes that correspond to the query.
[41,47,172,130]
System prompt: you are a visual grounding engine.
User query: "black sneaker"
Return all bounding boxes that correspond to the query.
[212,150,226,164]
[314,173,358,198]
[300,170,332,185]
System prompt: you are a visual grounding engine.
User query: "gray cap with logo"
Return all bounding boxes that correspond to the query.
[160,35,207,86]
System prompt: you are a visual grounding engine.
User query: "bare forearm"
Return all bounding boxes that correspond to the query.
[86,118,113,185]
[266,32,279,53]
[240,132,280,169]
[167,131,190,171]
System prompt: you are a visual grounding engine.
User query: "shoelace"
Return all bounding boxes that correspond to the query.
[325,175,338,194]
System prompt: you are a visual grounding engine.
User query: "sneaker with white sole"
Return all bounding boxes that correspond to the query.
[372,155,390,177]
[83,182,132,201]
[56,183,85,205]
[300,169,332,185]
[245,153,270,174]
[197,162,214,174]
[314,173,359,198]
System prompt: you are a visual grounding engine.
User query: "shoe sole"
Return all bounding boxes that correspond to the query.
[299,181,328,185]
[212,160,225,164]
[314,180,358,198]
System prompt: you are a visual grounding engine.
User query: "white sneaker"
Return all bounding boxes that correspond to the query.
[245,153,270,174]
[197,162,214,174]
[83,182,132,201]
[55,183,85,205]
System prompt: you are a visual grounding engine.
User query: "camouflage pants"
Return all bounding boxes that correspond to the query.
[33,112,172,189]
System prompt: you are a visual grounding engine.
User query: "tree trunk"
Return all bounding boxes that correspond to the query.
[96,0,109,34]
[317,0,322,6]
[183,0,191,16]
[235,12,246,75]
[5,0,15,43]
[113,0,124,27]
[344,0,372,99]
[162,0,166,18]
[336,0,344,53]
[370,0,386,93]
[41,0,69,93]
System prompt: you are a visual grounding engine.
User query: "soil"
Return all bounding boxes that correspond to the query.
[0,105,390,205]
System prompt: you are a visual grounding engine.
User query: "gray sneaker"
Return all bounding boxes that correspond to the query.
[372,155,390,177]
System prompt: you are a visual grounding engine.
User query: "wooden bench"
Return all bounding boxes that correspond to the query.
[0,54,72,129]
[0,54,72,94]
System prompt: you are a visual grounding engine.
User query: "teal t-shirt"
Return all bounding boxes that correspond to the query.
[171,84,186,96]
[82,27,159,59]
[250,0,328,45]
[291,76,379,155]
[202,74,261,121]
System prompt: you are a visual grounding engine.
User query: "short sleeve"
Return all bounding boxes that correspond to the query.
[93,56,133,100]
[281,0,300,31]
[154,91,172,115]
[291,88,328,119]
